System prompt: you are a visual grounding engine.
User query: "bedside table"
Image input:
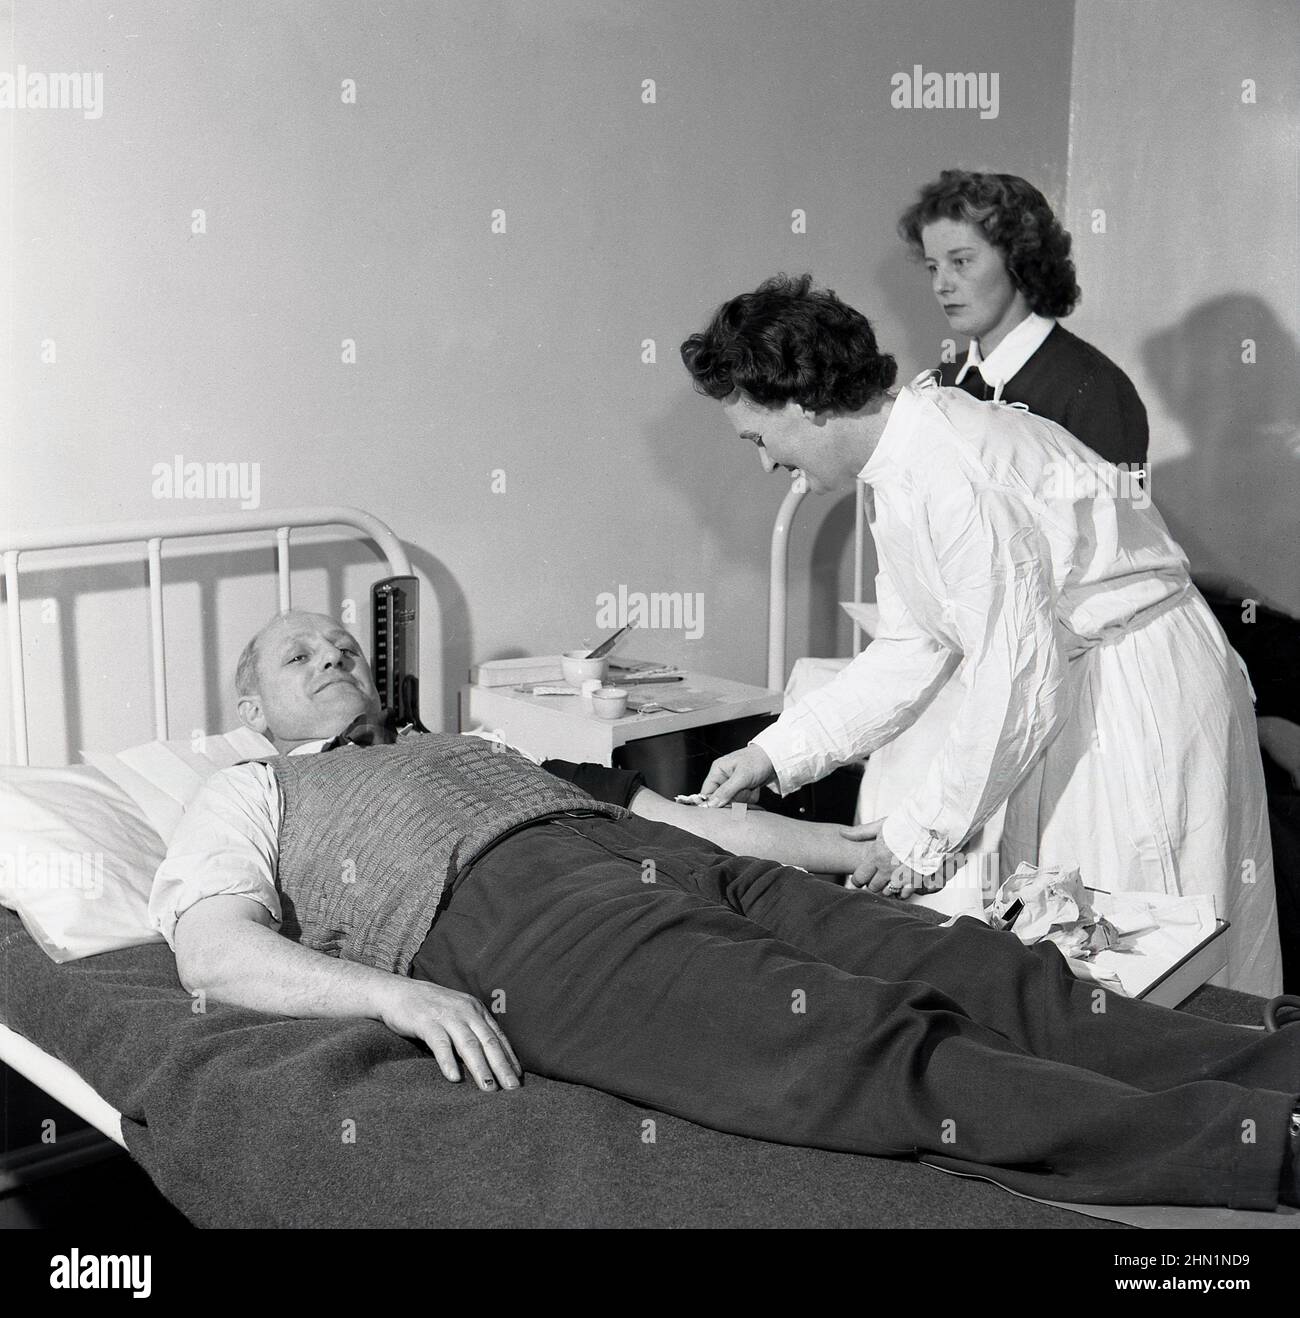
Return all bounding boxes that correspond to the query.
[460,672,783,769]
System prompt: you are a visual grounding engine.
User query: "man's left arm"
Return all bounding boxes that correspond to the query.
[628,788,877,875]
[539,756,875,874]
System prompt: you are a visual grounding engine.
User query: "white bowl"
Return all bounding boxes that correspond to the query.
[561,650,609,686]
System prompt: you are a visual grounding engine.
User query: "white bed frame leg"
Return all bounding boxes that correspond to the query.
[146,538,169,741]
[4,551,28,766]
[276,526,292,611]
[768,480,808,691]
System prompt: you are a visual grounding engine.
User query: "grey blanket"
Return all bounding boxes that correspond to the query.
[0,907,1261,1229]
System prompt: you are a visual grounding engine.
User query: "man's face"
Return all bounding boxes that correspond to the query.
[721,392,843,494]
[240,612,380,748]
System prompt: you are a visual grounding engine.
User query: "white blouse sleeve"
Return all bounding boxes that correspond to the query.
[752,566,960,794]
[880,481,1068,873]
[148,762,284,948]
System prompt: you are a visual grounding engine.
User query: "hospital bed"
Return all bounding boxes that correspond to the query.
[0,506,415,1165]
[0,504,1288,1228]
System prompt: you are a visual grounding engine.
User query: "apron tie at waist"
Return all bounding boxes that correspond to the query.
[1060,581,1192,661]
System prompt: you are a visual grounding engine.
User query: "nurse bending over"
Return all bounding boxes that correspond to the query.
[682,274,1282,997]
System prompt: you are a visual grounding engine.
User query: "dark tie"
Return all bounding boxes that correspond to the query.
[957,364,992,401]
[321,709,401,752]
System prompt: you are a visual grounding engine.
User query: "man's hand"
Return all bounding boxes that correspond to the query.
[701,745,776,806]
[841,830,937,899]
[176,896,523,1092]
[375,978,522,1092]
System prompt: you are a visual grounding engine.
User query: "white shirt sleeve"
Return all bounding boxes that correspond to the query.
[148,761,284,949]
[752,567,959,794]
[880,481,1068,873]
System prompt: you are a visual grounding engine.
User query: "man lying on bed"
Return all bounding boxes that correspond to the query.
[149,609,1300,1211]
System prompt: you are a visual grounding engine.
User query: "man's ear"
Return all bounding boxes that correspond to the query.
[237,695,269,735]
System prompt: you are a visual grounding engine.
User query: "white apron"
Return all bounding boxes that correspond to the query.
[757,378,1282,997]
[861,593,1282,997]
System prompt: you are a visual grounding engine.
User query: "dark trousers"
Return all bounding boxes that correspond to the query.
[410,813,1300,1208]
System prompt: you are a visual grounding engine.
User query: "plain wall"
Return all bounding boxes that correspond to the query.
[1065,0,1300,614]
[1,0,1076,762]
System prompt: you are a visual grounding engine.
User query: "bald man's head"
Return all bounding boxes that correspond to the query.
[235,610,380,753]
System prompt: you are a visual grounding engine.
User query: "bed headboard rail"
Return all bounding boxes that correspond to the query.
[2,505,412,766]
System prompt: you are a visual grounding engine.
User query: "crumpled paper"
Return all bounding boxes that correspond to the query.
[989,863,1125,963]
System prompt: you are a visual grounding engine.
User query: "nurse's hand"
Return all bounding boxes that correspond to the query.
[701,745,775,806]
[845,836,935,899]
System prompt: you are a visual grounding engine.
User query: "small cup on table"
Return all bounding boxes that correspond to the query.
[591,686,629,719]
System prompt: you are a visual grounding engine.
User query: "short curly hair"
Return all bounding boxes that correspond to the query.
[897,170,1080,318]
[679,274,898,414]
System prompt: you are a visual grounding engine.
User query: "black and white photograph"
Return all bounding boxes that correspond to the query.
[1,0,1298,1276]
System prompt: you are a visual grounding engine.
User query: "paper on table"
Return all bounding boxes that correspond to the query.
[628,688,716,714]
[913,882,1218,999]
[1079,891,1218,998]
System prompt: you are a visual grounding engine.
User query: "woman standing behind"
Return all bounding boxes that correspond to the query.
[898,169,1148,467]
[854,172,1154,905]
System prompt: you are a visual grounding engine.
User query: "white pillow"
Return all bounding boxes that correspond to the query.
[82,727,276,845]
[0,764,166,963]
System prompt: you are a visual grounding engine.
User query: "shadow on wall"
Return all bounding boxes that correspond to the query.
[644,387,870,668]
[642,387,792,573]
[806,492,868,658]
[1142,294,1300,615]
[870,245,944,383]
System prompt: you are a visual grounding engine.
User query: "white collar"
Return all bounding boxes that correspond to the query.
[288,739,329,756]
[953,312,1056,397]
[283,728,425,756]
[859,376,929,483]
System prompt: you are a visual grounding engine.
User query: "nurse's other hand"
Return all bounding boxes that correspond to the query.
[702,745,775,806]
[846,837,933,899]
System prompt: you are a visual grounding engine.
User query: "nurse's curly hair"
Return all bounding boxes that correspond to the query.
[897,170,1081,318]
[679,274,897,413]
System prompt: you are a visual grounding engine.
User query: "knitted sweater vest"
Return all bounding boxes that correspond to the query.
[270,734,629,974]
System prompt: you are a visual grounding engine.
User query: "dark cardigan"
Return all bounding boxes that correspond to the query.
[939,323,1149,466]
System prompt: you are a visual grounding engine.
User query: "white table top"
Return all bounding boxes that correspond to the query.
[461,670,783,761]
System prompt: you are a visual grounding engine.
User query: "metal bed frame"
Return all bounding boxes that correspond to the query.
[767,476,868,690]
[0,506,413,1163]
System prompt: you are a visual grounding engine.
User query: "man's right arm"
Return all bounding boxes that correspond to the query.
[155,764,518,1091]
[174,895,520,1090]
